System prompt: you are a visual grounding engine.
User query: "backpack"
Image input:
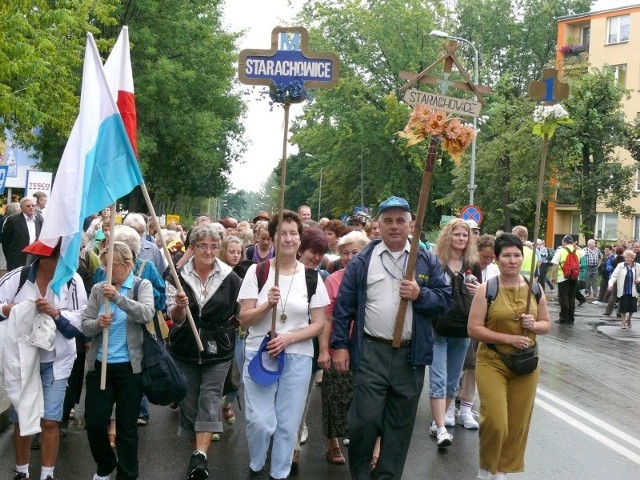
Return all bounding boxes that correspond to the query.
[255,260,318,302]
[432,264,481,338]
[561,246,580,280]
[485,275,542,308]
[136,280,188,406]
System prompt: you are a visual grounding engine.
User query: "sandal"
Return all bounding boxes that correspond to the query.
[222,405,236,425]
[326,446,346,465]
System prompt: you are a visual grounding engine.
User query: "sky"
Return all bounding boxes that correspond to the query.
[222,0,306,193]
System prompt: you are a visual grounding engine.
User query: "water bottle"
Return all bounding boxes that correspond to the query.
[464,268,478,285]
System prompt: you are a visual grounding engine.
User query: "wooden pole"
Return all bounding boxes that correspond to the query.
[526,132,549,314]
[100,204,117,390]
[139,183,204,351]
[271,102,291,336]
[392,137,440,347]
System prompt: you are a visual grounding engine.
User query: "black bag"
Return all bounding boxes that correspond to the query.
[487,343,538,375]
[432,265,477,337]
[137,281,188,406]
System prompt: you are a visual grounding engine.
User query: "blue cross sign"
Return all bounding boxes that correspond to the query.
[460,205,483,224]
[238,27,340,90]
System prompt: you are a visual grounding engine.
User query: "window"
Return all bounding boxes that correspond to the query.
[636,167,640,192]
[607,15,630,44]
[595,213,618,240]
[570,213,581,235]
[582,25,591,52]
[606,64,627,86]
[634,216,640,240]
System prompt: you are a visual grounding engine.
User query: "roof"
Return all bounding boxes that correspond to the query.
[558,0,640,21]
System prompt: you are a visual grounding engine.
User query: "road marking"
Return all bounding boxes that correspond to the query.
[536,389,640,465]
[537,388,640,449]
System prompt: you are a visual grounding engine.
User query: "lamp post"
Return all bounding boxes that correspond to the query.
[430,30,479,205]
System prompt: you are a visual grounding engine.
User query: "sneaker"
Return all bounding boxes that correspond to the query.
[592,300,603,305]
[457,410,479,429]
[211,433,220,441]
[429,420,438,437]
[69,407,76,419]
[13,473,28,480]
[137,417,148,426]
[476,469,492,480]
[300,424,309,444]
[493,472,507,480]
[93,474,110,480]
[436,430,453,447]
[444,404,456,427]
[187,452,209,480]
[343,437,350,446]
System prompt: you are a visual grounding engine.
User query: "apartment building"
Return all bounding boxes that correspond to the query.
[551,0,640,246]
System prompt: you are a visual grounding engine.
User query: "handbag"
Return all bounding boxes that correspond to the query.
[487,343,538,375]
[140,302,188,406]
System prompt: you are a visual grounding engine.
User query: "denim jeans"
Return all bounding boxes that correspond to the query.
[243,351,311,480]
[429,331,470,398]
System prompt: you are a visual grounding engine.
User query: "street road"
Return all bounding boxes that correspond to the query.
[1,294,639,479]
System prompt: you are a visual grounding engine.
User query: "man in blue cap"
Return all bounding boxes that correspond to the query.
[331,195,452,479]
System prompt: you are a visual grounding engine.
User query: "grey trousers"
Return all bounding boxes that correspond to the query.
[348,339,425,480]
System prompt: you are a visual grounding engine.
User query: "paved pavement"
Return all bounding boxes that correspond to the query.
[1,289,640,479]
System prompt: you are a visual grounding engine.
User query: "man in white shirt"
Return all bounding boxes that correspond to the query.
[1,197,43,271]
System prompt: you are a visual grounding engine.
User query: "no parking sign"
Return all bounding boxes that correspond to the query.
[460,204,483,225]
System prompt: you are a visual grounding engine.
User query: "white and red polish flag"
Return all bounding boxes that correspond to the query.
[104,26,138,156]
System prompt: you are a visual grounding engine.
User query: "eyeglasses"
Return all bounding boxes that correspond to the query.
[194,243,218,252]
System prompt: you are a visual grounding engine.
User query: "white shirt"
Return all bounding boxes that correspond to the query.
[364,240,413,341]
[23,213,36,244]
[238,263,329,357]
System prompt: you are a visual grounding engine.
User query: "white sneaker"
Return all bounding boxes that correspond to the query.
[476,469,492,480]
[93,474,110,480]
[457,410,479,429]
[343,437,350,446]
[493,472,507,480]
[429,420,438,437]
[300,424,309,444]
[444,404,456,427]
[592,300,603,305]
[436,430,453,447]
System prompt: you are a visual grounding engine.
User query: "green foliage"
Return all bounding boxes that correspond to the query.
[0,0,119,145]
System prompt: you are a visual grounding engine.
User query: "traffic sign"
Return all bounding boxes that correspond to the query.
[460,204,483,224]
[0,165,8,194]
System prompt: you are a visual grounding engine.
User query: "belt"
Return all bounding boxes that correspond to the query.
[364,333,411,348]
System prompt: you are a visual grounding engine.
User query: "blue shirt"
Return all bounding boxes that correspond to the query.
[97,273,134,363]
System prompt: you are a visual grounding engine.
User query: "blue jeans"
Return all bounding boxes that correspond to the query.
[243,351,311,480]
[10,361,68,423]
[429,331,470,398]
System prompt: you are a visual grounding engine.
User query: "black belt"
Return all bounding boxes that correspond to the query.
[364,333,411,348]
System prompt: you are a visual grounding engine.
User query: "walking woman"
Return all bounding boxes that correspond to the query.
[428,218,480,448]
[83,242,155,480]
[607,249,640,329]
[468,233,551,480]
[237,211,329,480]
[166,224,243,480]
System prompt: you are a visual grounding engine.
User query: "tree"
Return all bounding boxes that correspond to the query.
[35,0,246,212]
[0,0,119,145]
[554,68,633,239]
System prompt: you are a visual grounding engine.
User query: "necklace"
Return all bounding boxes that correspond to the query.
[279,263,298,322]
[501,276,521,321]
[381,250,408,280]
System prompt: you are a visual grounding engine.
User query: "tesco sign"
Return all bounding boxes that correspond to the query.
[25,170,53,198]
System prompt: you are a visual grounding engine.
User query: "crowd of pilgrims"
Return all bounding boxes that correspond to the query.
[0,201,553,480]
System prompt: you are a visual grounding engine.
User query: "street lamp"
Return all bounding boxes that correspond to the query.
[430,30,479,205]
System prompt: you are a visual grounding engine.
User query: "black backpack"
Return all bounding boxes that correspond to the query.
[485,275,542,307]
[432,264,480,338]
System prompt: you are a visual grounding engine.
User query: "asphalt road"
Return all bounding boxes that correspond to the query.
[1,292,640,479]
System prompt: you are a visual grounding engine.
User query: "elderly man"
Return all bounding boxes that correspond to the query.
[1,197,43,271]
[123,212,168,275]
[297,205,312,221]
[0,240,87,480]
[584,239,602,297]
[33,192,48,219]
[331,196,452,479]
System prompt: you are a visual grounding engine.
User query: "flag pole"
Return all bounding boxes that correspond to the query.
[100,204,117,389]
[139,183,204,351]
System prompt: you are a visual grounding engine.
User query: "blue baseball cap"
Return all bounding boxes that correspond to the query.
[248,334,285,386]
[378,196,411,214]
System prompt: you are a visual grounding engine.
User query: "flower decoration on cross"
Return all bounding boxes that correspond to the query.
[532,104,573,139]
[397,105,476,165]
